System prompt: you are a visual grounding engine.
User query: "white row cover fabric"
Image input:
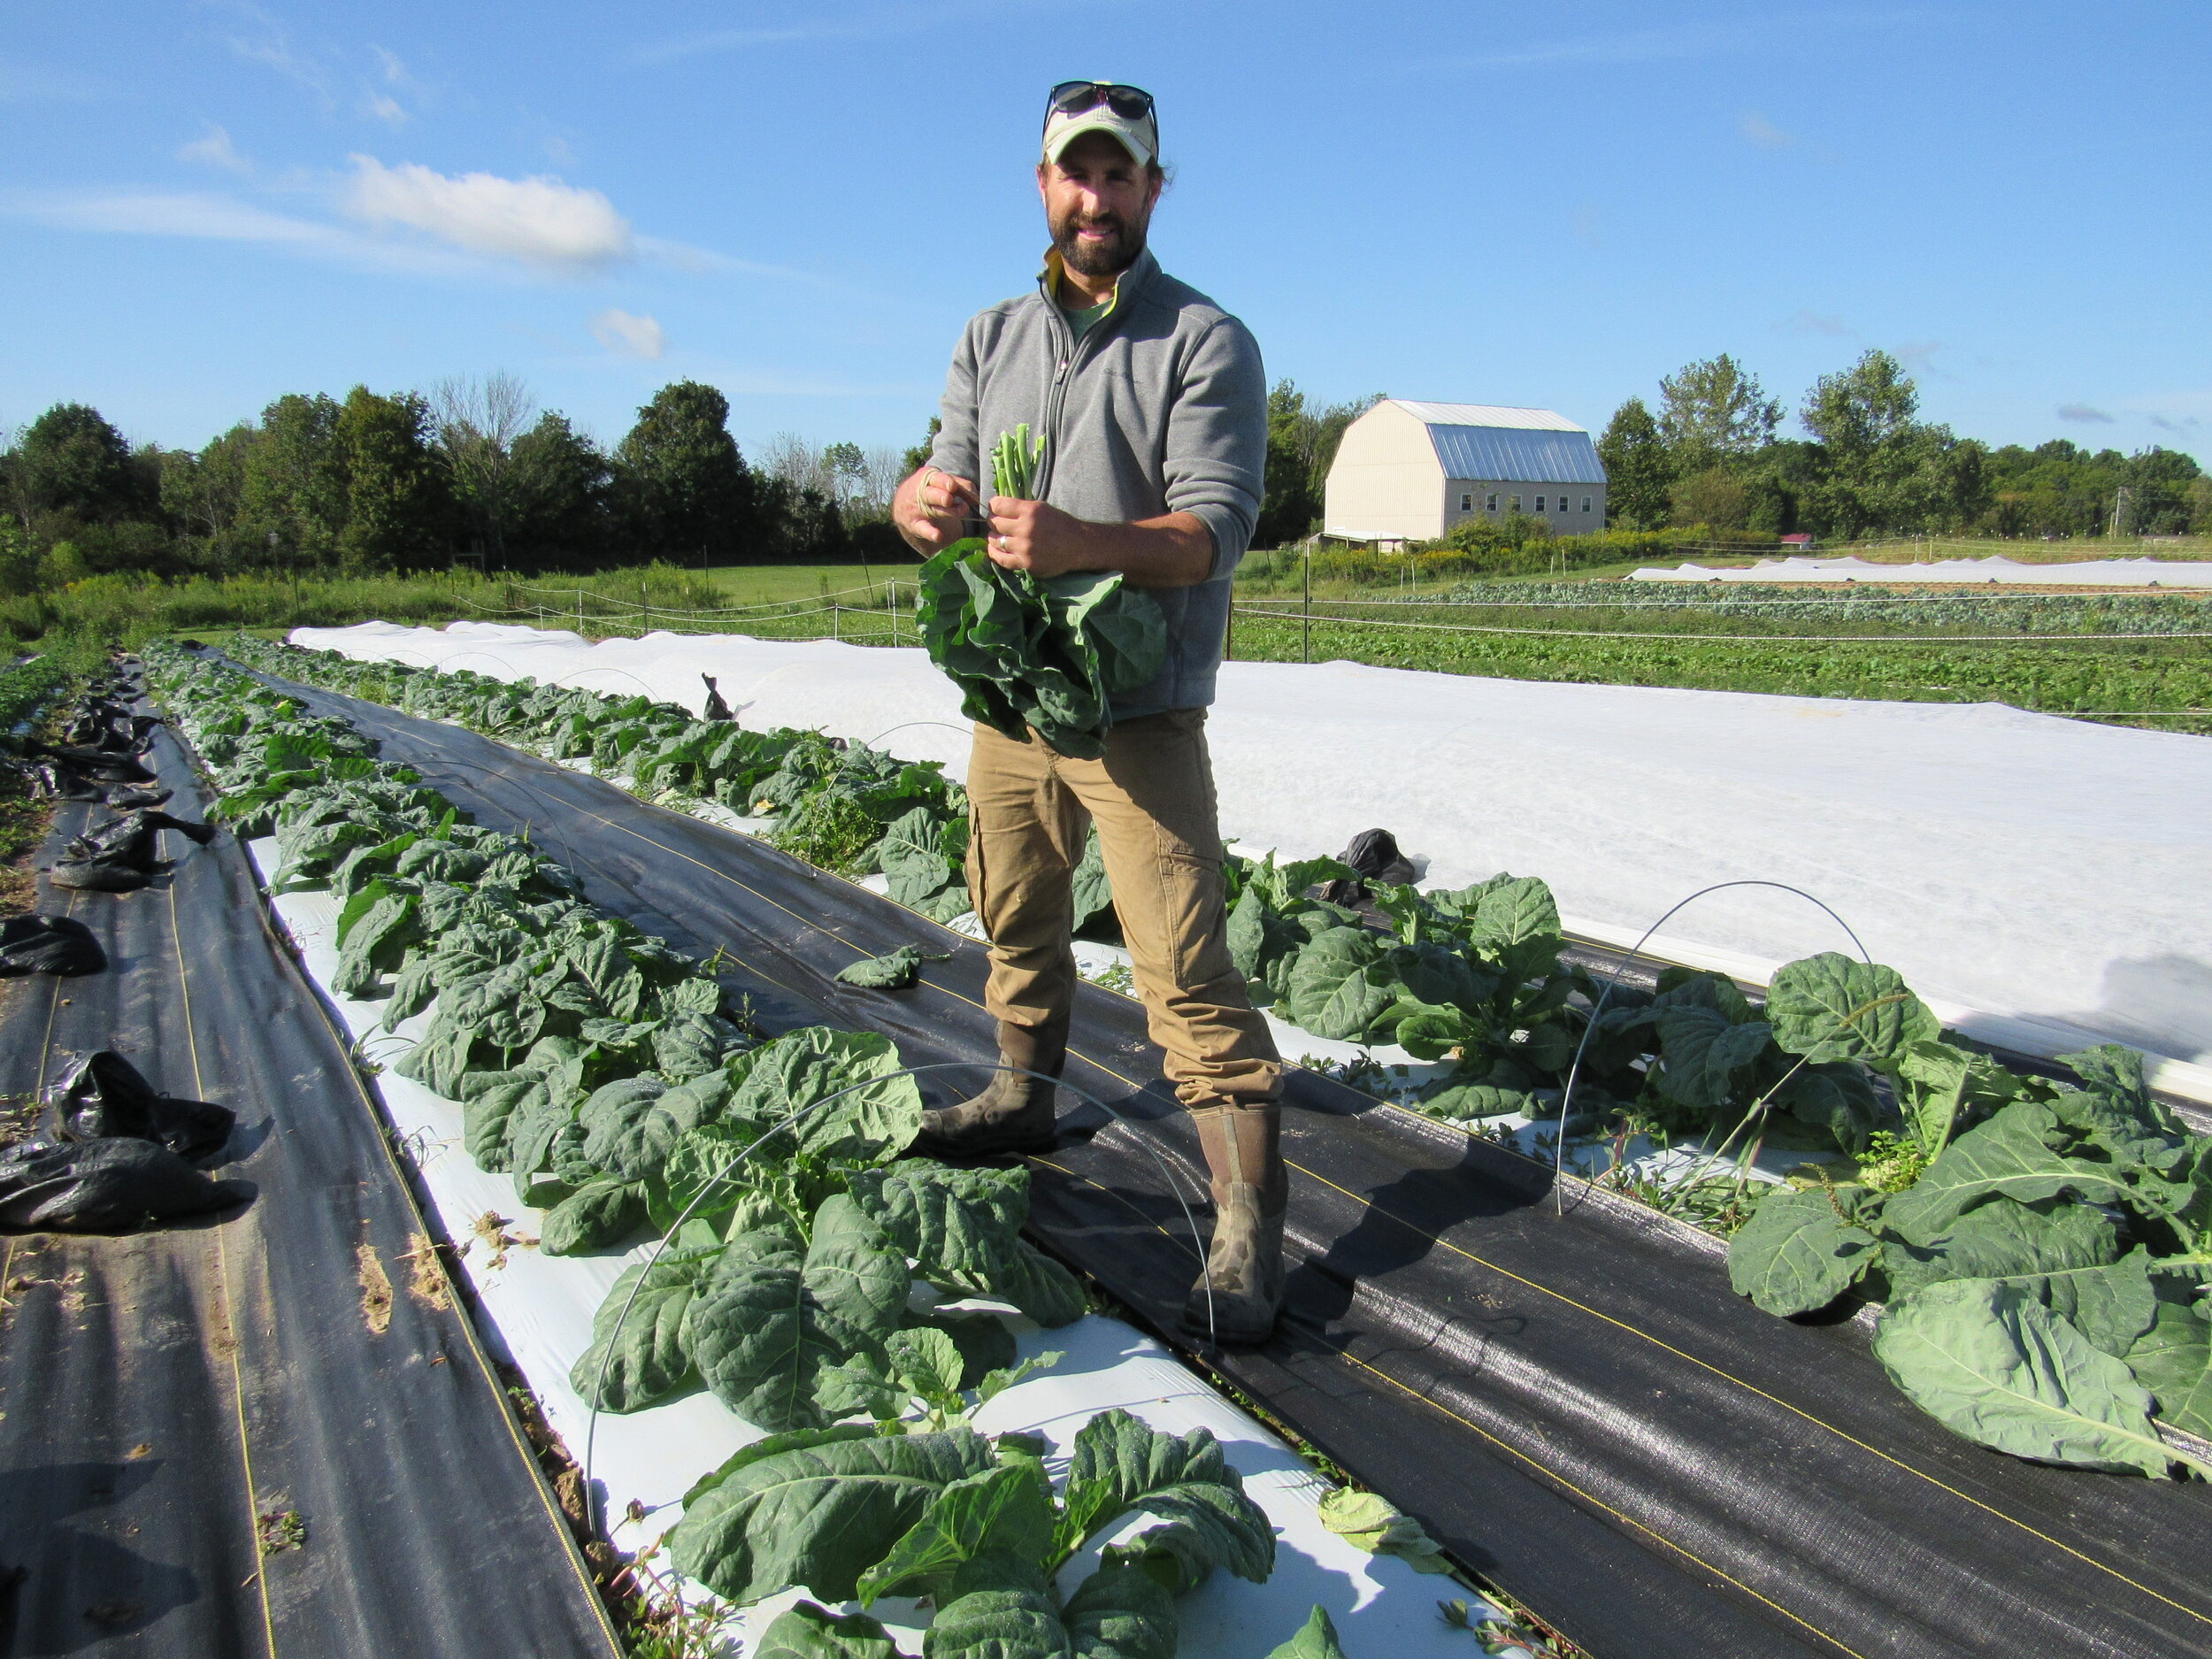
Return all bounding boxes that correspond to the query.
[245,838,1498,1656]
[293,622,2212,1090]
[1628,555,2212,588]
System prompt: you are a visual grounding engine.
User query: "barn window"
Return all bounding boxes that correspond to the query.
[1460,493,1472,511]
[1582,495,1593,513]
[1486,493,1498,512]
[1534,495,1547,511]
[1509,495,1521,512]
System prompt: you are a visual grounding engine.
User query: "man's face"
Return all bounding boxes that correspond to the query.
[1037,130,1162,280]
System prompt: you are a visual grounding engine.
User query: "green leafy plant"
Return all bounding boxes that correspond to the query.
[675,1407,1275,1659]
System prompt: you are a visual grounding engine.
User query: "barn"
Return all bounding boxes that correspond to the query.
[1322,400,1608,547]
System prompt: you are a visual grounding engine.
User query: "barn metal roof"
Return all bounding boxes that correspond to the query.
[1386,400,1609,485]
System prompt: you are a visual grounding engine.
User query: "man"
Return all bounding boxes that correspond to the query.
[891,81,1286,1345]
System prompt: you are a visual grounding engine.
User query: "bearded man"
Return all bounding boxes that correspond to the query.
[891,81,1286,1344]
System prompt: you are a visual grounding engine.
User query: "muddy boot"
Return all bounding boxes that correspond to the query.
[911,1018,1066,1157]
[1181,1104,1287,1346]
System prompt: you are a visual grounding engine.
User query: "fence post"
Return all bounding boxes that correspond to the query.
[889,582,899,644]
[1302,545,1312,664]
[577,588,585,637]
[832,602,841,643]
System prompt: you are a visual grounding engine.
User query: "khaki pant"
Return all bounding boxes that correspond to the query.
[964,710,1282,1111]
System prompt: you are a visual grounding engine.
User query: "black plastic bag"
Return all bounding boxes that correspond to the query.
[701,673,734,722]
[1317,827,1417,906]
[0,1139,250,1233]
[50,810,214,893]
[0,915,105,978]
[58,1051,234,1162]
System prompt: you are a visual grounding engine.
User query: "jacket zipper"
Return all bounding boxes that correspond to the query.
[1033,272,1125,504]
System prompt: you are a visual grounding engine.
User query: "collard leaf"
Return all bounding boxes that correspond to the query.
[735,1026,926,1164]
[1314,1488,1451,1573]
[1726,1187,1880,1317]
[455,1070,546,1171]
[754,1603,904,1659]
[1284,929,1395,1041]
[1655,1006,1775,1110]
[1885,1102,2135,1245]
[1055,1409,1274,1584]
[687,1196,908,1432]
[1070,825,1115,933]
[1062,1559,1179,1659]
[1873,1279,2195,1477]
[1263,1607,1348,1659]
[836,945,948,991]
[668,1425,997,1605]
[858,1462,1058,1606]
[1772,1060,1883,1155]
[539,1177,649,1256]
[921,1578,1071,1659]
[1891,1038,2024,1158]
[580,1074,712,1180]
[1417,1081,1529,1122]
[2125,1302,2212,1438]
[570,1247,722,1412]
[1767,953,1939,1066]
[879,806,956,908]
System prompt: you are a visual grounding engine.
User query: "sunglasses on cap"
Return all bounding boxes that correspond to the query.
[1045,81,1155,125]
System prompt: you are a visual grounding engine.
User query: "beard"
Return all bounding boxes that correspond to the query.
[1050,204,1148,279]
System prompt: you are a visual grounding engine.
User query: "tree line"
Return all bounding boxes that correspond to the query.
[0,376,908,594]
[1594,349,2210,541]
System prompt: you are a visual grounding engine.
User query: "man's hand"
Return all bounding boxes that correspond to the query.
[894,466,979,554]
[985,495,1093,579]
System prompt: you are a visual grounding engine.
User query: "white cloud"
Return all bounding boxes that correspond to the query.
[343,156,634,269]
[2,187,488,278]
[178,124,250,173]
[214,0,335,106]
[592,308,666,359]
[1893,339,1944,373]
[2057,403,2115,424]
[363,44,424,124]
[1740,110,1796,150]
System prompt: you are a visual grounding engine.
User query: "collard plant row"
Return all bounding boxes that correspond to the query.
[199,635,2212,1485]
[143,642,1349,1659]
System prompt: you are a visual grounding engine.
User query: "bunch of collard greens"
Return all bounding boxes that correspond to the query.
[914,539,1167,760]
[675,1405,1277,1659]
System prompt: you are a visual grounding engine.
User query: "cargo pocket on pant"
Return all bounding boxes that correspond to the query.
[964,809,993,944]
[1157,849,1233,991]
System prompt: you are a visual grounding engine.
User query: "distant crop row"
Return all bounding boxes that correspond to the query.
[1224,612,2212,722]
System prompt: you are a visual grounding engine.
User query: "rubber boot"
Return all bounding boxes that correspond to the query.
[1181,1104,1288,1346]
[911,1018,1066,1157]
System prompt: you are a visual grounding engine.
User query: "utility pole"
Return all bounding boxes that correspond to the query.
[2110,486,2130,541]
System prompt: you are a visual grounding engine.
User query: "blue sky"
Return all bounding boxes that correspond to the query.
[3,2,2207,468]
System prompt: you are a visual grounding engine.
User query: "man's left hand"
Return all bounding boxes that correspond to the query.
[987,496,1093,578]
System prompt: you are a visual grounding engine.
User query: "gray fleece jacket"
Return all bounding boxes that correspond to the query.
[927,246,1266,715]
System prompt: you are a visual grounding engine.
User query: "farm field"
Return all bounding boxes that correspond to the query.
[181,628,2212,1655]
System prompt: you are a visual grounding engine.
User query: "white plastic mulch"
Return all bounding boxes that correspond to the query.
[293,621,2212,1097]
[1627,554,2212,587]
[245,841,1501,1657]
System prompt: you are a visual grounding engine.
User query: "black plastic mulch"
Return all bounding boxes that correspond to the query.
[0,718,621,1657]
[240,664,2212,1659]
